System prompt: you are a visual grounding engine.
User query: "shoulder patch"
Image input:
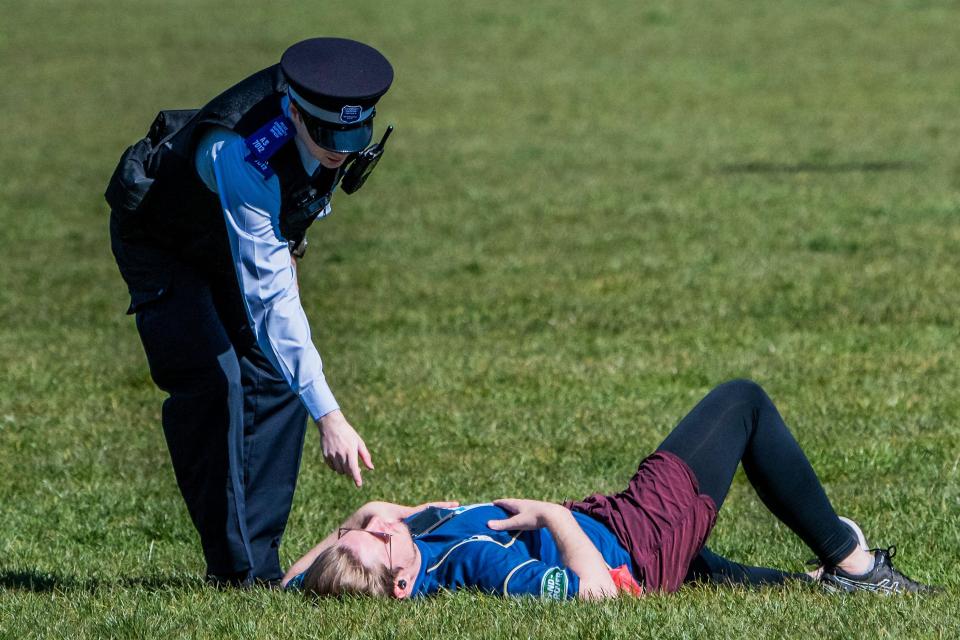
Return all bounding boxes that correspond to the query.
[540,567,569,600]
[243,115,295,179]
[245,154,275,178]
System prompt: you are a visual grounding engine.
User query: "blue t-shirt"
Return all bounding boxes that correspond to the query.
[405,504,633,599]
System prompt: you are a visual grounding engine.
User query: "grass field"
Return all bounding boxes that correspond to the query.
[2,0,959,637]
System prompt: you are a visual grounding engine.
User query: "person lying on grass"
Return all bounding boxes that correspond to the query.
[283,379,937,599]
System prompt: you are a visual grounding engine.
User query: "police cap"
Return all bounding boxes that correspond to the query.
[281,37,393,153]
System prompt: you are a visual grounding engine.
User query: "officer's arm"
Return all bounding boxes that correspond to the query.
[209,134,340,421]
[207,135,373,486]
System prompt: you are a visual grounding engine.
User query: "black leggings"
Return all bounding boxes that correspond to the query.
[656,379,858,586]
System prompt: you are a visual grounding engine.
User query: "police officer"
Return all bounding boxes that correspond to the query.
[106,37,394,586]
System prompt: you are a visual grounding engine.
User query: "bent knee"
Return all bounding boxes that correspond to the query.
[711,378,770,407]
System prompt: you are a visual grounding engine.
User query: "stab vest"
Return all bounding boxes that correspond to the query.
[106,64,340,276]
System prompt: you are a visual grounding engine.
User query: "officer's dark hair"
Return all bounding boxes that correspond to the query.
[286,98,309,123]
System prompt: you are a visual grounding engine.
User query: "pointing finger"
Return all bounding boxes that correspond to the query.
[359,439,374,470]
[348,448,363,488]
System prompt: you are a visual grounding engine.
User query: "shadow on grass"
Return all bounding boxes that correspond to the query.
[0,569,201,592]
[718,160,919,174]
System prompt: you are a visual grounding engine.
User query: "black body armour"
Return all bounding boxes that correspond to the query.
[106,65,338,282]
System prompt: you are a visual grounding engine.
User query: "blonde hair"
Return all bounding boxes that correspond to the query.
[302,545,395,598]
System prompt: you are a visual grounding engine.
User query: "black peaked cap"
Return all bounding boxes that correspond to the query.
[281,37,394,112]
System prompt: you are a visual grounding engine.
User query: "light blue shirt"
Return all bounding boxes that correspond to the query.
[193,96,338,421]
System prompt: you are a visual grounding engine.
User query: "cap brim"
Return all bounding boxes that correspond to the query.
[313,121,374,153]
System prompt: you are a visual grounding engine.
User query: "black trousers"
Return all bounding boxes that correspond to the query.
[656,379,858,586]
[112,217,307,583]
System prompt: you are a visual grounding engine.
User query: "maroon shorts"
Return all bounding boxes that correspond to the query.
[564,451,718,593]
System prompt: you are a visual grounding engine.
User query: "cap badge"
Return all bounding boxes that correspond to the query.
[340,105,363,124]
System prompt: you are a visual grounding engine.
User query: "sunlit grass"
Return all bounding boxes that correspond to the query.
[1,1,958,637]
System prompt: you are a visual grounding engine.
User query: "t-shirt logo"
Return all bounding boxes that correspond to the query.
[540,568,568,600]
[340,105,362,123]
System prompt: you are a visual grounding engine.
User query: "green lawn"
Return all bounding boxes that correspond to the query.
[1,1,958,637]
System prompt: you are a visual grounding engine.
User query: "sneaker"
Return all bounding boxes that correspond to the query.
[821,546,938,594]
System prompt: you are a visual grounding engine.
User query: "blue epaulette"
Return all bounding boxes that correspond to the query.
[243,116,295,179]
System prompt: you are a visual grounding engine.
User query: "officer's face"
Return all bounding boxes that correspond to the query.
[290,104,351,169]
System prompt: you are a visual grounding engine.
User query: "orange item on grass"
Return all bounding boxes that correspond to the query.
[609,564,643,596]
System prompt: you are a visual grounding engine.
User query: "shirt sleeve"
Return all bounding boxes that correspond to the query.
[441,540,580,599]
[200,130,339,421]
